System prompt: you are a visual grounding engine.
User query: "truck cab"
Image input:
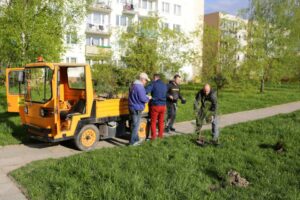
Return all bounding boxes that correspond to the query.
[19,61,149,151]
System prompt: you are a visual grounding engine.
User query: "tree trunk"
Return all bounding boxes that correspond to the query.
[260,78,265,93]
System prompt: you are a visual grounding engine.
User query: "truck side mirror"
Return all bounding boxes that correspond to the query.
[18,71,25,84]
[92,79,97,87]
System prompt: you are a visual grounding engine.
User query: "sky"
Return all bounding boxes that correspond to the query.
[205,0,249,15]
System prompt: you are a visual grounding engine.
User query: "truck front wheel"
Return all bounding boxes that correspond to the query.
[74,125,100,151]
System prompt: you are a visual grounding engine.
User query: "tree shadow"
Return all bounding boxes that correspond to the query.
[259,143,275,149]
[0,91,38,145]
[259,142,286,153]
[205,168,227,191]
[0,111,33,144]
[104,138,129,146]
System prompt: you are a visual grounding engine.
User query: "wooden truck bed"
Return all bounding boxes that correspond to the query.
[95,98,149,119]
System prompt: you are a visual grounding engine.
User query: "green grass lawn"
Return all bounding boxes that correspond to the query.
[0,87,30,146]
[11,111,300,200]
[176,84,300,122]
[0,84,299,146]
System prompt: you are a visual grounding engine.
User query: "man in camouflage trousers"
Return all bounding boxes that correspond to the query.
[194,84,219,146]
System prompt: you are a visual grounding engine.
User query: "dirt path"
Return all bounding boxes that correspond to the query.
[1,101,300,200]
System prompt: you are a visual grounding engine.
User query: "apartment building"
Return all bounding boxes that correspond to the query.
[62,0,204,80]
[204,12,248,65]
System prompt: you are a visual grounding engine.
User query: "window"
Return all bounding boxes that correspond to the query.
[87,14,92,24]
[66,33,77,44]
[86,37,91,46]
[70,58,77,64]
[174,4,181,16]
[86,36,109,47]
[162,2,169,13]
[94,13,101,24]
[116,15,128,26]
[66,57,77,64]
[117,0,126,4]
[8,71,25,95]
[92,37,100,46]
[67,67,85,89]
[173,24,181,31]
[25,67,53,103]
[163,23,169,29]
[142,0,147,9]
[93,13,106,25]
[149,1,153,10]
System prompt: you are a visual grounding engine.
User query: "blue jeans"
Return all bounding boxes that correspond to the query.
[130,109,142,145]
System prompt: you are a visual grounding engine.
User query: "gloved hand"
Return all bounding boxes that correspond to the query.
[181,99,186,104]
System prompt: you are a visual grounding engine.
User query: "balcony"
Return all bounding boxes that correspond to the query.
[123,3,137,15]
[89,1,112,13]
[86,24,111,36]
[85,45,112,59]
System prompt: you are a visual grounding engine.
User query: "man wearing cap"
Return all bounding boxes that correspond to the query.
[165,74,186,133]
[146,74,168,140]
[128,72,151,145]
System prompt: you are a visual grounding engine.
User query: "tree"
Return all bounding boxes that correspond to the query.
[201,19,243,92]
[118,16,192,80]
[243,0,300,92]
[92,63,118,96]
[0,0,92,67]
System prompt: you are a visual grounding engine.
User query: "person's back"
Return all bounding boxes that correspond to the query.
[148,79,167,106]
[146,74,168,140]
[129,80,149,111]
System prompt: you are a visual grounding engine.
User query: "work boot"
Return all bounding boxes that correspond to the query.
[210,138,220,146]
[196,136,206,147]
[165,127,170,133]
[170,127,176,132]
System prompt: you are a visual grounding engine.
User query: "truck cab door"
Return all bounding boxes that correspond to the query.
[5,68,25,113]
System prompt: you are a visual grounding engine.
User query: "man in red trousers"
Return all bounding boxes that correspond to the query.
[146,74,168,140]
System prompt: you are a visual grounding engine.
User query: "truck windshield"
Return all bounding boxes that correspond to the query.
[25,67,53,103]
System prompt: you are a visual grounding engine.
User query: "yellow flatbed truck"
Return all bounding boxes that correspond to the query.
[11,60,148,151]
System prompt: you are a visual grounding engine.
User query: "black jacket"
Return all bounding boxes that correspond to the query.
[194,89,218,114]
[167,81,183,103]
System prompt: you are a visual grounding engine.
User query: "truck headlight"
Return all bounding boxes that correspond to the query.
[24,106,28,114]
[40,108,45,117]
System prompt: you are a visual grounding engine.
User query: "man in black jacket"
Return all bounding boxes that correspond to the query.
[165,75,186,133]
[194,84,219,145]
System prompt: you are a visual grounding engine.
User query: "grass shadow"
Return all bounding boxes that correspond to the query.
[0,111,32,145]
[104,138,128,146]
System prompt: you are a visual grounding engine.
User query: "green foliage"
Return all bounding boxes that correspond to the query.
[242,0,300,92]
[11,111,300,200]
[0,0,92,67]
[119,17,192,77]
[176,83,300,122]
[0,87,30,146]
[202,20,243,91]
[92,64,118,95]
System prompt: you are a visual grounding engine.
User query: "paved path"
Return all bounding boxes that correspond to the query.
[1,101,300,200]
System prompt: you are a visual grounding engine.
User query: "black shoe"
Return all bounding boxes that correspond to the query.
[165,127,170,133]
[210,139,220,146]
[170,127,176,132]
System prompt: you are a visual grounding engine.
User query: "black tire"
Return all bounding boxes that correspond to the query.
[74,124,100,151]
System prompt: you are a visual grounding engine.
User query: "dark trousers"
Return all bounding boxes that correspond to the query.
[166,101,177,128]
[129,109,142,144]
[151,105,166,140]
[195,110,219,140]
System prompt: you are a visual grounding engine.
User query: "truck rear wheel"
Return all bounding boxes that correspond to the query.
[74,125,100,151]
